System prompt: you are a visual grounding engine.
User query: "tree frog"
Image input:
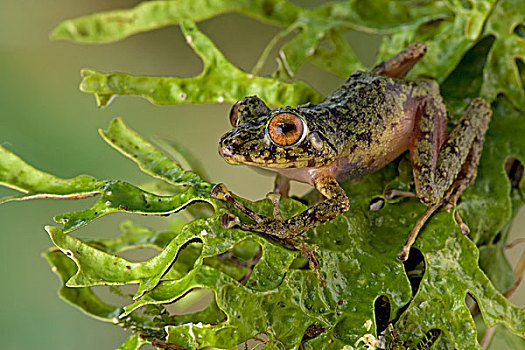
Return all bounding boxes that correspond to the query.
[211,42,491,261]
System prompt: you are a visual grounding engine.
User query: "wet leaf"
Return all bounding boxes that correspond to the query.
[100,118,201,186]
[2,1,524,349]
[480,0,525,110]
[79,21,321,108]
[0,145,103,203]
[117,334,148,350]
[43,249,124,321]
[50,0,302,44]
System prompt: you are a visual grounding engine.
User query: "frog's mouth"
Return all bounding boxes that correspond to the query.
[219,146,243,165]
[219,145,315,169]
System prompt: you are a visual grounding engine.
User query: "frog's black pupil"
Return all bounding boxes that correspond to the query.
[278,123,295,134]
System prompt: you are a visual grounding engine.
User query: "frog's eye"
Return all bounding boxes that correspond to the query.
[229,101,241,127]
[267,113,307,146]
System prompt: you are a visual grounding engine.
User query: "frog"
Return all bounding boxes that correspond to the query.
[211,42,492,261]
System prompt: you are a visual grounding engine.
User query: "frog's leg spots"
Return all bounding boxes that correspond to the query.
[400,98,491,261]
[409,88,448,204]
[370,42,427,78]
[266,192,283,221]
[212,177,349,240]
[441,98,492,234]
[211,183,268,224]
[432,98,491,204]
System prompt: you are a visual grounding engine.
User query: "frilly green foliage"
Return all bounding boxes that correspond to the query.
[1,0,524,349]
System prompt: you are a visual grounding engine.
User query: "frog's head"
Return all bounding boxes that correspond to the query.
[219,96,337,169]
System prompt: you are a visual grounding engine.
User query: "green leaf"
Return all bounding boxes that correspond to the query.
[79,21,322,108]
[378,0,525,111]
[0,145,103,203]
[87,220,177,254]
[117,334,148,350]
[4,106,523,348]
[485,325,525,350]
[377,0,495,81]
[480,0,525,110]
[43,249,124,321]
[2,1,524,349]
[478,245,515,293]
[100,118,201,186]
[50,0,302,44]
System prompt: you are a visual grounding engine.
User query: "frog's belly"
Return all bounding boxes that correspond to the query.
[335,136,412,181]
[269,128,413,185]
[273,167,325,185]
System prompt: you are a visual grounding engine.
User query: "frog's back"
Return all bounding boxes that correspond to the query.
[301,71,417,180]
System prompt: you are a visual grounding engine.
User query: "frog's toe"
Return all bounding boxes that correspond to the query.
[454,209,470,235]
[211,183,230,200]
[220,213,241,229]
[397,247,411,261]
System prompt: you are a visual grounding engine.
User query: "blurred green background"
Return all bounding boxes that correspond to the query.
[0,1,523,349]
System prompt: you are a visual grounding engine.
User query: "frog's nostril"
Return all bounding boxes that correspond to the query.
[229,138,241,146]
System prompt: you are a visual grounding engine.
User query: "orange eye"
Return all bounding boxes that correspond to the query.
[268,113,306,146]
[229,101,241,127]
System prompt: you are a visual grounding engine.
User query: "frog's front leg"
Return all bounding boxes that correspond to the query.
[273,173,291,197]
[399,96,492,261]
[211,175,349,239]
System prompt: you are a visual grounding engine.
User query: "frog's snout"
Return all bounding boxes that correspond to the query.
[218,136,242,164]
[219,144,233,157]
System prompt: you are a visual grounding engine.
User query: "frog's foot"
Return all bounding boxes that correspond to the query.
[445,196,470,235]
[454,209,470,235]
[398,202,442,261]
[385,186,417,200]
[371,42,426,78]
[213,177,350,241]
[211,183,267,223]
[220,213,304,239]
[287,238,324,283]
[211,183,302,239]
[266,192,283,221]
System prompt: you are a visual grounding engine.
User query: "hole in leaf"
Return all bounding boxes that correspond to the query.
[164,239,204,279]
[164,288,213,315]
[117,247,161,262]
[91,284,137,307]
[402,248,426,297]
[374,295,391,335]
[203,239,262,283]
[301,324,326,342]
[239,333,269,349]
[369,197,385,211]
[138,294,226,342]
[416,329,442,349]
[461,0,473,9]
[517,58,525,91]
[493,232,502,244]
[465,293,480,318]
[514,23,525,39]
[505,157,524,189]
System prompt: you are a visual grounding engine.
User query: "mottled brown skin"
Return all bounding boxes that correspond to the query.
[212,42,492,261]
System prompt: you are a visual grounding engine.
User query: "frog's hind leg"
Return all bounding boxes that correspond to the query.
[371,42,427,78]
[430,98,491,206]
[398,98,492,261]
[442,99,492,234]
